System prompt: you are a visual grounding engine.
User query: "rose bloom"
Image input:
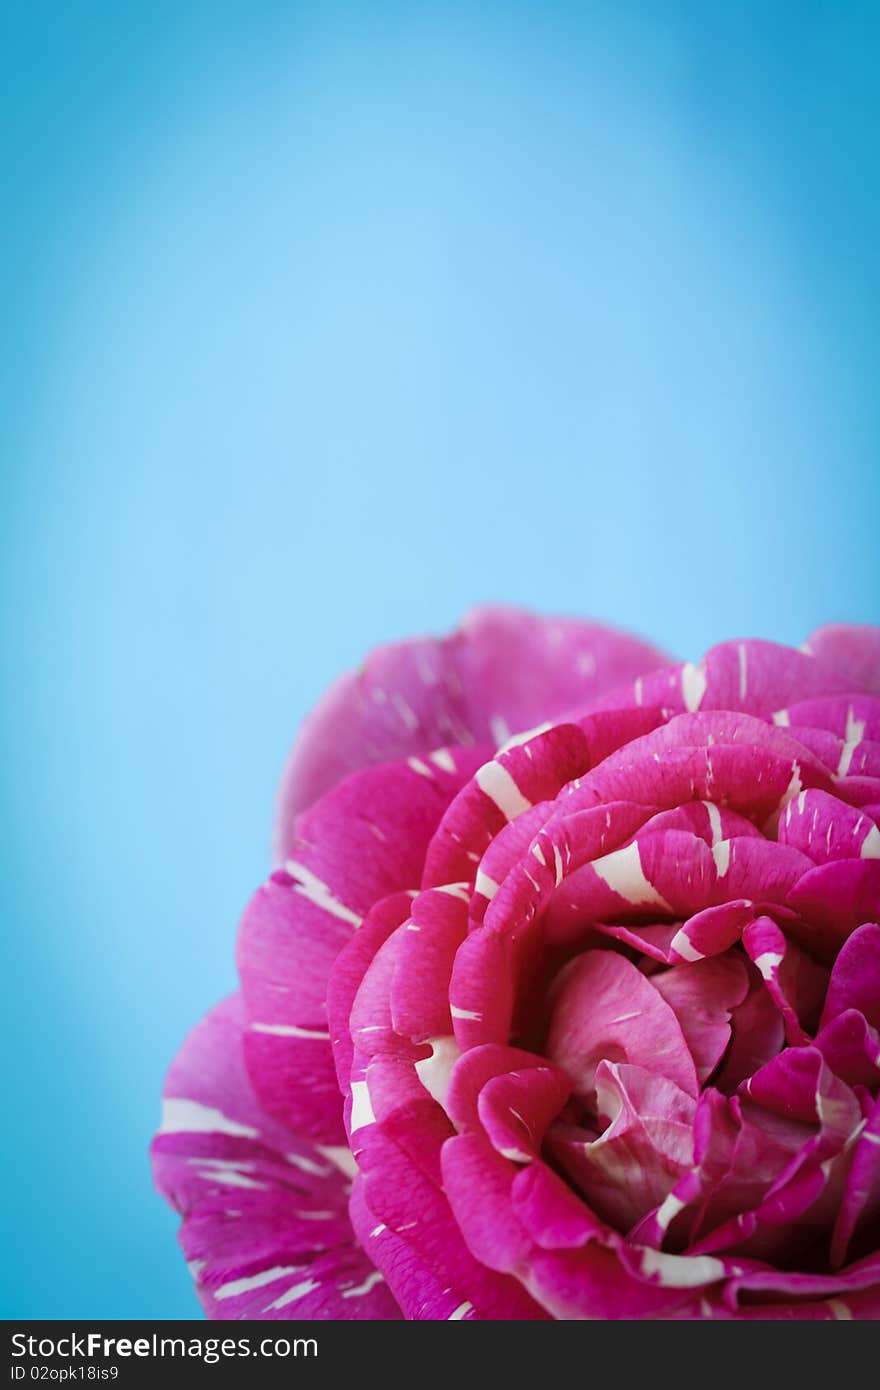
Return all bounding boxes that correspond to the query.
[152,607,880,1320]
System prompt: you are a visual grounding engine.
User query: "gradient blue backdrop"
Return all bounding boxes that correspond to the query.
[2,1,878,1318]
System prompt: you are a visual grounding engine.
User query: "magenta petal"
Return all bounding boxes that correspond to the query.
[804,624,880,696]
[240,755,477,1137]
[423,721,593,891]
[477,1064,571,1161]
[669,900,760,965]
[546,950,699,1105]
[511,1159,609,1249]
[815,1008,880,1088]
[786,860,880,956]
[782,693,880,743]
[275,606,667,846]
[713,970,786,1094]
[390,887,467,1041]
[441,1134,534,1269]
[779,789,880,863]
[744,1046,860,1136]
[523,1244,710,1320]
[468,801,558,927]
[742,917,828,1045]
[446,1044,557,1133]
[326,891,414,1098]
[455,607,668,733]
[594,921,682,964]
[830,1093,880,1268]
[347,1175,469,1320]
[151,995,400,1320]
[356,1126,548,1319]
[549,1062,696,1231]
[349,928,426,1061]
[820,922,880,1030]
[650,954,749,1083]
[724,1252,880,1309]
[564,712,832,826]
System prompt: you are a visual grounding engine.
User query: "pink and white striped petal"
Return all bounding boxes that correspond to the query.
[151,995,399,1320]
[275,606,667,849]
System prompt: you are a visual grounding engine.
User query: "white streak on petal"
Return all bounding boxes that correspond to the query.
[475,869,499,901]
[160,1098,258,1139]
[215,1266,303,1301]
[316,1145,359,1178]
[283,861,362,927]
[448,1301,474,1320]
[655,1193,685,1232]
[704,802,723,844]
[437,882,470,901]
[490,714,511,746]
[592,842,671,910]
[414,1035,461,1109]
[837,705,866,777]
[342,1270,385,1298]
[429,748,456,772]
[350,1080,375,1132]
[286,1153,330,1176]
[775,762,803,816]
[251,1022,330,1040]
[497,721,552,754]
[193,1163,267,1190]
[475,761,532,820]
[266,1279,320,1311]
[681,661,707,713]
[407,757,433,778]
[861,822,880,858]
[669,931,704,963]
[737,643,748,702]
[391,692,419,731]
[639,1248,725,1288]
[753,951,783,979]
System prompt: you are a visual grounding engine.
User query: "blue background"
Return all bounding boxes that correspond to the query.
[2,1,878,1317]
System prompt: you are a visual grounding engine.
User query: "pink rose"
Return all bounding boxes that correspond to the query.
[152,608,880,1319]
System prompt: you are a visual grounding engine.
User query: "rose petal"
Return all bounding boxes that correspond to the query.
[803,624,880,696]
[742,917,828,1045]
[779,789,880,863]
[548,1062,696,1231]
[275,606,667,847]
[650,953,750,1082]
[830,1092,880,1268]
[819,922,880,1030]
[151,995,399,1320]
[545,950,699,1106]
[240,754,478,1137]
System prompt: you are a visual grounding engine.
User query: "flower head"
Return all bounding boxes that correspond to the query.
[153,610,880,1319]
